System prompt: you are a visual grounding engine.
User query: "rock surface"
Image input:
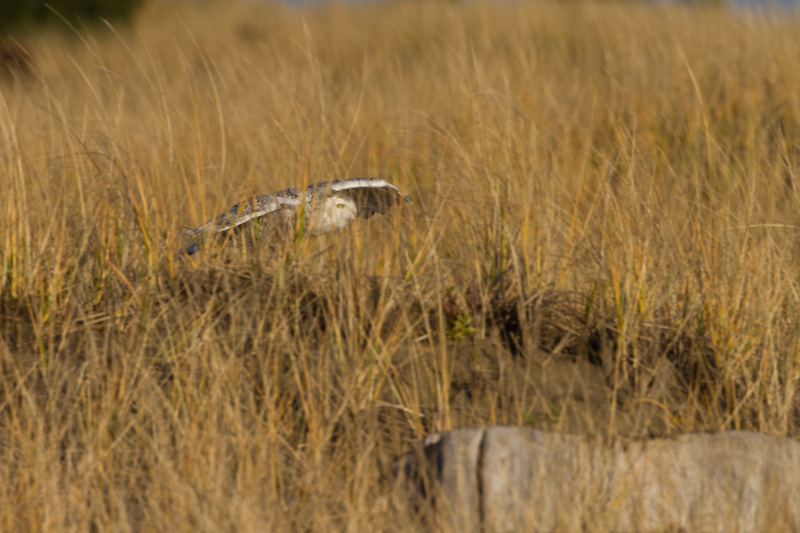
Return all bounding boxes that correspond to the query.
[402,426,800,532]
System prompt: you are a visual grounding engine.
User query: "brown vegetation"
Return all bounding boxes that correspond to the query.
[0,39,35,81]
[1,0,799,530]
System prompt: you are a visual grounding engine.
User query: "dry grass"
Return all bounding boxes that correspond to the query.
[1,0,800,530]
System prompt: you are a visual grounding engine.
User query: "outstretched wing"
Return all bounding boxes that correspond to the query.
[184,189,303,236]
[328,178,413,219]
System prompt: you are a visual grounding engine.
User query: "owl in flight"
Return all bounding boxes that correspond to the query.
[183,178,412,255]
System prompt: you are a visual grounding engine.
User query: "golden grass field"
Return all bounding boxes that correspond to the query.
[2,0,800,529]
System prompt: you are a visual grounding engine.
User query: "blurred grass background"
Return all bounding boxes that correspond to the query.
[1,0,800,530]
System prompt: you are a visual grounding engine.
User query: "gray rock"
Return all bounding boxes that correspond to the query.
[402,426,800,532]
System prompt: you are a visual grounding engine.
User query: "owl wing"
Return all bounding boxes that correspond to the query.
[184,188,303,236]
[328,178,413,219]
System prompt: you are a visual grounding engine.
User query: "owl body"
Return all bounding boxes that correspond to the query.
[183,178,410,256]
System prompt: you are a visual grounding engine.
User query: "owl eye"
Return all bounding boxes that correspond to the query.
[336,203,345,209]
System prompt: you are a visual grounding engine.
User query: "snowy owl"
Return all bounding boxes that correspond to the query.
[183,178,412,255]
